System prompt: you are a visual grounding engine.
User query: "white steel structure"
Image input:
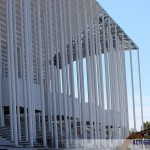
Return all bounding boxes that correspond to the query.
[0,0,143,148]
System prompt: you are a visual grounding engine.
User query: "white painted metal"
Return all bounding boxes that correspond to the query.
[102,14,111,140]
[12,0,21,142]
[48,0,58,148]
[59,1,72,145]
[83,0,94,141]
[90,0,100,141]
[0,25,3,127]
[44,1,53,139]
[129,41,136,132]
[36,1,47,146]
[7,0,18,146]
[24,0,34,147]
[76,0,86,142]
[20,0,29,142]
[137,49,144,131]
[53,0,63,140]
[96,8,106,141]
[67,1,78,147]
[6,0,14,142]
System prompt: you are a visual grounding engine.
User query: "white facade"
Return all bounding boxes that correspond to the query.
[0,0,143,148]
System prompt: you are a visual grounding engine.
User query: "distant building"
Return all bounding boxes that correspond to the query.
[0,0,143,149]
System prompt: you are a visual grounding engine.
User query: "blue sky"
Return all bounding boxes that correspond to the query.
[97,0,150,130]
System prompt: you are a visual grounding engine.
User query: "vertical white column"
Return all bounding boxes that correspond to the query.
[62,0,71,142]
[29,0,37,142]
[76,0,86,142]
[121,33,129,137]
[83,0,94,141]
[102,14,111,140]
[20,0,29,142]
[95,8,102,142]
[12,0,21,141]
[0,25,4,127]
[114,25,122,139]
[107,17,114,140]
[120,41,125,138]
[53,0,63,139]
[113,27,119,139]
[75,38,82,136]
[90,1,100,142]
[48,0,58,148]
[6,0,14,141]
[7,0,18,146]
[23,0,33,147]
[137,49,144,131]
[28,0,36,143]
[67,0,77,146]
[8,0,18,146]
[123,51,129,137]
[59,0,69,148]
[36,0,47,146]
[44,0,53,136]
[129,42,136,132]
[96,7,106,141]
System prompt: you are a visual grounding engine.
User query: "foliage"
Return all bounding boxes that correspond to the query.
[144,121,150,130]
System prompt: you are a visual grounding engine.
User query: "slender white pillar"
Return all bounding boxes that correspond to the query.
[95,8,103,145]
[67,1,78,147]
[7,0,18,146]
[59,0,69,148]
[44,0,53,135]
[36,0,47,146]
[137,49,144,131]
[122,50,129,137]
[120,40,125,138]
[53,0,63,139]
[121,33,129,137]
[0,25,4,127]
[107,17,114,140]
[75,38,82,136]
[24,0,34,147]
[113,27,120,139]
[90,1,100,141]
[102,14,111,140]
[114,25,123,139]
[48,0,58,148]
[96,8,106,141]
[129,42,136,132]
[12,0,21,141]
[20,0,29,142]
[83,0,94,141]
[28,0,36,144]
[76,0,86,142]
[6,0,14,141]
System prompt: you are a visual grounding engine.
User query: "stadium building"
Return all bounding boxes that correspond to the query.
[0,0,143,148]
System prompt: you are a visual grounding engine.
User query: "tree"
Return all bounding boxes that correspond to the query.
[144,121,150,130]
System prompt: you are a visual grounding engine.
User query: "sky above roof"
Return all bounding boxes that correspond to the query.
[97,0,150,131]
